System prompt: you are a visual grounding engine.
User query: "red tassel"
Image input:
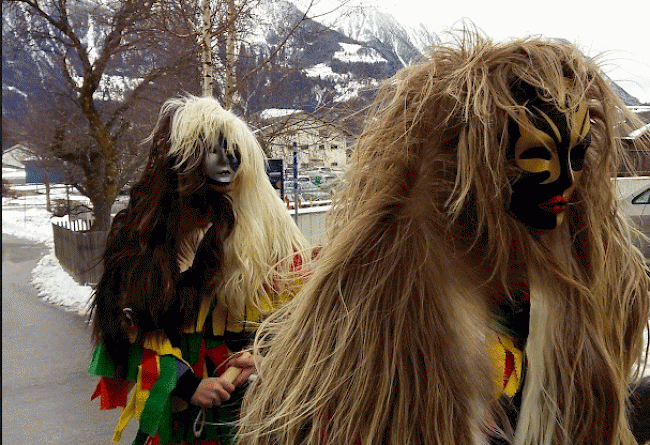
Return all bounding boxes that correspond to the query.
[144,435,160,445]
[192,340,207,378]
[140,349,160,390]
[91,377,130,409]
[291,252,303,272]
[503,350,515,388]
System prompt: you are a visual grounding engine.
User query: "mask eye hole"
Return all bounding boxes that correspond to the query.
[227,145,241,170]
[519,146,552,160]
[217,133,227,152]
[231,145,240,160]
[570,134,591,171]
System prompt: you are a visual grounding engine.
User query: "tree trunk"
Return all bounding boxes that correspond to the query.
[224,0,236,108]
[201,0,213,97]
[44,171,51,212]
[90,194,113,232]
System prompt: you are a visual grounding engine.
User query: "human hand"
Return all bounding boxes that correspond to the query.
[223,351,257,387]
[189,377,235,408]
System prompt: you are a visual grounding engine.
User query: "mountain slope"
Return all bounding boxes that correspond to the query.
[2,0,641,127]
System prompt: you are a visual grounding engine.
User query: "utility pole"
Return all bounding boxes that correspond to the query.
[201,0,213,97]
[293,141,299,222]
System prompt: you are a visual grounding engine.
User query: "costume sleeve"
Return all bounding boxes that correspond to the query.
[89,336,191,444]
[172,361,202,402]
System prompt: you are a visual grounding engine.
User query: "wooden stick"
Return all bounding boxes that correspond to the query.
[220,351,252,383]
[220,365,242,383]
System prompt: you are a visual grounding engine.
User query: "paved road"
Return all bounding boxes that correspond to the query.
[2,233,137,444]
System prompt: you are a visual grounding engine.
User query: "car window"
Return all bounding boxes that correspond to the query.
[632,187,650,205]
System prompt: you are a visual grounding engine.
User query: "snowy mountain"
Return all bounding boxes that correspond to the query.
[2,0,641,127]
[311,4,439,68]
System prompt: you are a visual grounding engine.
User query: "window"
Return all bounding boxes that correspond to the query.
[632,187,650,205]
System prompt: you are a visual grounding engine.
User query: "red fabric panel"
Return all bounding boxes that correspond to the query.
[140,349,160,391]
[91,377,130,409]
[206,343,230,376]
[144,435,160,445]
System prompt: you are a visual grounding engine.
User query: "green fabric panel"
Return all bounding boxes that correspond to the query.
[204,336,225,349]
[88,341,143,381]
[180,332,203,366]
[126,343,143,381]
[139,355,177,436]
[88,342,115,377]
[156,397,173,445]
[131,430,149,445]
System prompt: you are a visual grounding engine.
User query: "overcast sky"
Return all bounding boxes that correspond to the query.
[307,0,650,103]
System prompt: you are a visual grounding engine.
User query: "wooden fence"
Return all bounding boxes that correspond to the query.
[50,205,330,287]
[51,220,108,286]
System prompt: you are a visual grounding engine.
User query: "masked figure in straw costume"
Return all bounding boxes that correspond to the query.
[235,34,650,445]
[88,95,311,445]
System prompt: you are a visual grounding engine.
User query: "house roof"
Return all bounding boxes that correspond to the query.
[2,144,33,168]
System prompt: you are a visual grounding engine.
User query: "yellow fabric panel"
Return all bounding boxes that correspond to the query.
[194,296,214,333]
[226,311,244,333]
[111,356,157,442]
[245,305,261,332]
[487,332,523,398]
[212,304,228,336]
[142,336,183,360]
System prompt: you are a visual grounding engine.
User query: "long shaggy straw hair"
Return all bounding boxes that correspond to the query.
[91,95,310,374]
[236,35,650,445]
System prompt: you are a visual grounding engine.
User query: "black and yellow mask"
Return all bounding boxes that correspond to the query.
[507,82,591,230]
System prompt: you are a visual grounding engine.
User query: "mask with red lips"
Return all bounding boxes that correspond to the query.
[507,81,591,230]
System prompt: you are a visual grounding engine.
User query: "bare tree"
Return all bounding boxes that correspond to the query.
[4,0,202,230]
[4,0,351,230]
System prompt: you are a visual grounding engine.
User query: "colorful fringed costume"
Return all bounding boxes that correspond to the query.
[90,298,279,444]
[89,95,311,445]
[235,34,650,445]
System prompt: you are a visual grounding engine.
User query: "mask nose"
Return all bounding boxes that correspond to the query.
[555,150,575,192]
[203,145,235,184]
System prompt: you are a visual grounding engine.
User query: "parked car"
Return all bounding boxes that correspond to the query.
[619,184,650,261]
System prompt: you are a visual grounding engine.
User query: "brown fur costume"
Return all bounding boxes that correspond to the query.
[236,34,650,445]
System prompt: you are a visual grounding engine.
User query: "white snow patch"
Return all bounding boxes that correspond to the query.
[3,85,29,98]
[32,253,93,316]
[334,43,386,64]
[304,63,343,80]
[260,108,302,120]
[3,189,94,316]
[73,74,145,102]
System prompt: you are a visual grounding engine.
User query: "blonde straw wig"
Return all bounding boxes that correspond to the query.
[158,95,311,314]
[237,34,649,445]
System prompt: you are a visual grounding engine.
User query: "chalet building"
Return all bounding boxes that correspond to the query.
[2,144,31,170]
[257,109,354,170]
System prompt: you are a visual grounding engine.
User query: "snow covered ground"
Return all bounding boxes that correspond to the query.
[2,182,94,316]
